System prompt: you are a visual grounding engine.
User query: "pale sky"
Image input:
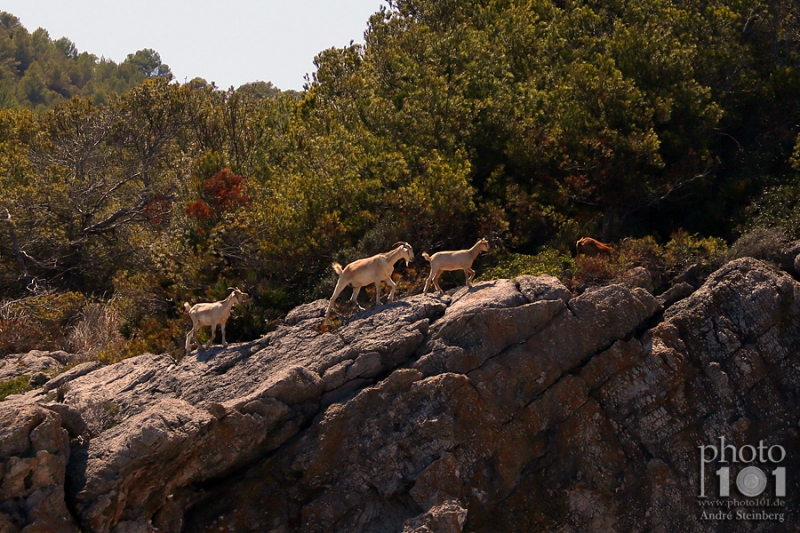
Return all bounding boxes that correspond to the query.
[2,1,387,91]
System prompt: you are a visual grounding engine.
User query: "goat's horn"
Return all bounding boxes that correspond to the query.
[392,241,405,248]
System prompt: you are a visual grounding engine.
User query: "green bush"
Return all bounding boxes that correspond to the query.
[574,254,626,286]
[588,233,728,293]
[662,231,727,277]
[745,184,800,239]
[727,227,789,262]
[0,292,88,356]
[606,233,727,287]
[0,375,31,400]
[478,247,575,281]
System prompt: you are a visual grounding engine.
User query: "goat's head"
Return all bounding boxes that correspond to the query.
[392,241,415,265]
[227,287,249,305]
[477,238,491,254]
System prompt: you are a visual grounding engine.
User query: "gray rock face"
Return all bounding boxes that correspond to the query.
[0,403,79,533]
[780,240,800,276]
[2,258,800,533]
[0,350,71,382]
[657,281,696,308]
[621,265,654,293]
[42,361,103,393]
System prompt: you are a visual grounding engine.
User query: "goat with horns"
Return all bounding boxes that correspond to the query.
[325,242,414,317]
[422,238,490,295]
[184,287,248,352]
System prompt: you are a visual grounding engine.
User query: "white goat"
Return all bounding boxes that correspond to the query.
[325,242,415,317]
[184,287,248,352]
[423,238,490,294]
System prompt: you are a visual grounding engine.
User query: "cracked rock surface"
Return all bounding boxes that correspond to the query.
[2,257,800,532]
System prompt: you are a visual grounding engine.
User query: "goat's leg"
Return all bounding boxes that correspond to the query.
[433,271,444,294]
[423,270,434,294]
[205,324,216,349]
[374,281,382,306]
[186,317,201,352]
[326,279,348,316]
[465,267,476,287]
[221,322,228,348]
[350,286,365,310]
[385,278,397,302]
[185,328,195,352]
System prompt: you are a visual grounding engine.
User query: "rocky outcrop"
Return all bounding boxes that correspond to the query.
[2,257,800,532]
[0,404,79,533]
[0,350,71,383]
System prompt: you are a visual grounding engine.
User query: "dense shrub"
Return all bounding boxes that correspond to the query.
[478,248,575,281]
[727,227,790,263]
[0,375,31,401]
[0,291,88,356]
[2,0,799,361]
[66,302,124,357]
[744,185,800,239]
[478,233,729,295]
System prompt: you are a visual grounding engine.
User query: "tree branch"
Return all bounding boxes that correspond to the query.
[4,208,30,281]
[81,191,176,235]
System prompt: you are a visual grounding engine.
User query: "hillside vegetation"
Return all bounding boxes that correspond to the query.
[0,12,174,110]
[0,0,799,360]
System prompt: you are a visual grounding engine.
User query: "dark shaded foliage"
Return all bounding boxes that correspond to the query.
[1,0,799,358]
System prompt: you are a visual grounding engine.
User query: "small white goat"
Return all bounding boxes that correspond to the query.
[325,242,415,317]
[184,287,248,352]
[423,238,491,294]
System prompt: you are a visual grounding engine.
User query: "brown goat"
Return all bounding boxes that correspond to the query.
[576,237,614,257]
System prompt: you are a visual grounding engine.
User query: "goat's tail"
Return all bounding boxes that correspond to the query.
[183,302,191,313]
[422,252,432,262]
[332,262,343,275]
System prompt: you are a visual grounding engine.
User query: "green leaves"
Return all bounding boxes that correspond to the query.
[0,0,799,358]
[0,12,171,111]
